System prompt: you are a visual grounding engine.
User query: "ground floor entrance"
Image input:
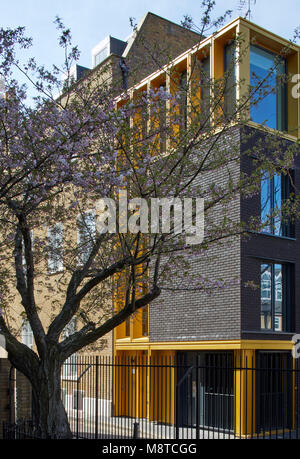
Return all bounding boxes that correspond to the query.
[256,351,293,433]
[177,351,234,430]
[113,345,296,438]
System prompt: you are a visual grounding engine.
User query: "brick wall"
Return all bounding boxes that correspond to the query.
[0,358,11,437]
[15,370,32,421]
[124,13,201,87]
[149,127,242,342]
[240,126,300,340]
[149,125,300,344]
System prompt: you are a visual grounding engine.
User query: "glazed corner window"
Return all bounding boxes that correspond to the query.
[260,263,291,332]
[77,210,96,266]
[48,223,63,273]
[261,172,293,237]
[250,45,287,131]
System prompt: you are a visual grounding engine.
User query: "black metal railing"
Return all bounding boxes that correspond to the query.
[3,352,300,439]
[2,420,40,439]
[58,353,300,440]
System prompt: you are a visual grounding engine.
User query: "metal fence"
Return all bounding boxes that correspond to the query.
[2,420,40,439]
[58,352,300,440]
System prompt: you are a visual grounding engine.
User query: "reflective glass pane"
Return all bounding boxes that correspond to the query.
[273,174,282,236]
[224,42,236,117]
[250,45,286,130]
[274,264,283,331]
[261,172,272,233]
[261,264,272,330]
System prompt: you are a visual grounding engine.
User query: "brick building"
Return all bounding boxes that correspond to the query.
[112,15,300,437]
[0,12,202,430]
[1,11,300,439]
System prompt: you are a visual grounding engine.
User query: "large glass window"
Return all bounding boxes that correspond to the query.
[250,45,287,131]
[261,172,292,237]
[260,263,291,332]
[224,42,236,118]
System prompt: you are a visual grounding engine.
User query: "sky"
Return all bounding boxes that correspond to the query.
[0,0,299,94]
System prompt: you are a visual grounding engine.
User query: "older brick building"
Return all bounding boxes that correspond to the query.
[0,12,202,431]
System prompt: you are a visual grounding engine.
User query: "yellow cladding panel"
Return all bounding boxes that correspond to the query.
[149,351,176,425]
[115,339,295,352]
[234,349,256,437]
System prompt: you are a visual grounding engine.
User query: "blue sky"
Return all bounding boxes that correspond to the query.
[1,0,299,90]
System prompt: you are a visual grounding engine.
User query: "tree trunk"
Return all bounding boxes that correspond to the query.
[31,359,72,439]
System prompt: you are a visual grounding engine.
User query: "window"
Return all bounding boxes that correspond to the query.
[179,70,188,130]
[125,318,130,337]
[22,230,34,267]
[260,263,292,332]
[94,47,108,67]
[224,42,236,118]
[200,56,210,123]
[157,82,167,153]
[48,223,63,273]
[250,45,287,131]
[62,318,78,380]
[22,320,33,349]
[77,210,96,266]
[261,172,293,237]
[142,306,149,337]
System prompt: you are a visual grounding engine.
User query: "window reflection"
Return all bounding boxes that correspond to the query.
[250,45,287,131]
[261,263,285,332]
[260,172,292,237]
[261,264,272,330]
[224,42,236,118]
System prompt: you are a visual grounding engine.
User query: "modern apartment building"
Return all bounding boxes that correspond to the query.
[1,11,299,440]
[112,15,300,437]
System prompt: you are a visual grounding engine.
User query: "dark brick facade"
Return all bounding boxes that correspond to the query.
[240,127,300,341]
[149,126,300,343]
[150,127,242,342]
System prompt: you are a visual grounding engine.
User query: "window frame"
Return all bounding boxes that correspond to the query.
[260,261,292,332]
[260,171,294,238]
[22,320,34,349]
[77,209,96,267]
[250,44,288,132]
[61,318,78,381]
[48,223,63,274]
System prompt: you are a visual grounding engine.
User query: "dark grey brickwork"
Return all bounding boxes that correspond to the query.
[150,127,242,342]
[150,126,300,343]
[240,127,300,341]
